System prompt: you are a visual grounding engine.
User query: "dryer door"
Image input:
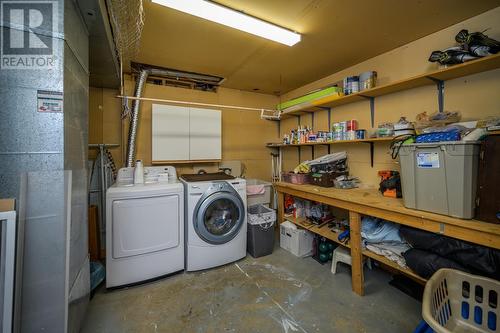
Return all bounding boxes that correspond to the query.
[112,195,180,259]
[194,192,244,244]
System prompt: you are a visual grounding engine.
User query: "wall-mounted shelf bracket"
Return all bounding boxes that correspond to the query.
[327,108,332,130]
[428,77,445,113]
[361,141,375,167]
[360,96,375,127]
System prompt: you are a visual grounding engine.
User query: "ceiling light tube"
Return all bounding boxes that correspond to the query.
[151,0,301,46]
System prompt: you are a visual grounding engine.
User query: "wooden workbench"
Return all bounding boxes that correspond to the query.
[274,182,500,296]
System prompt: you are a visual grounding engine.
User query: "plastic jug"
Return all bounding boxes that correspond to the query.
[134,160,144,184]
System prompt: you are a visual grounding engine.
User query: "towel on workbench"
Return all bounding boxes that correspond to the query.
[361,216,404,245]
[366,242,410,269]
[361,217,410,269]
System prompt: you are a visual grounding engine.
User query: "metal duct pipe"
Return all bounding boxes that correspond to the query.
[149,68,222,84]
[126,69,150,167]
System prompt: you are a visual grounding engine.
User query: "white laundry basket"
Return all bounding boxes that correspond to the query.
[246,179,272,207]
[422,268,499,333]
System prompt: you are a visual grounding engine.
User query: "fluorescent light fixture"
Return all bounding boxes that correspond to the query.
[152,0,301,46]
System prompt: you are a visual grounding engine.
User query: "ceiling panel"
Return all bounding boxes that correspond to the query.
[134,0,500,94]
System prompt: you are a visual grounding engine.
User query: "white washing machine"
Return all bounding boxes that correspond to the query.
[106,166,184,288]
[181,174,247,271]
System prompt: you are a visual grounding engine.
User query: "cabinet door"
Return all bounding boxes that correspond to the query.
[152,104,190,161]
[189,107,221,160]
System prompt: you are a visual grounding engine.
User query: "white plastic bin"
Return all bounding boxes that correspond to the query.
[399,142,480,219]
[280,221,314,257]
[246,179,272,207]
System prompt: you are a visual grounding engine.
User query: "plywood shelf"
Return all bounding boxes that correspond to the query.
[284,216,427,284]
[280,53,500,117]
[361,249,427,284]
[266,136,393,148]
[152,159,222,165]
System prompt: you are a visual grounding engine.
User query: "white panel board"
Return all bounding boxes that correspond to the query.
[189,108,221,160]
[152,104,190,161]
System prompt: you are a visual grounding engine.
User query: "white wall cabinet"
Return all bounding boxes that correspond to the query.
[152,104,221,162]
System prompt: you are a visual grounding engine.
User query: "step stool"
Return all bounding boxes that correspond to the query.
[331,246,372,274]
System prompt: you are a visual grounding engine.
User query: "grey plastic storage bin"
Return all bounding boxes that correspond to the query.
[247,204,276,258]
[399,141,480,219]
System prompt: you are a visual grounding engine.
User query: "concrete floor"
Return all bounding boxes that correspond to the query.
[82,248,421,333]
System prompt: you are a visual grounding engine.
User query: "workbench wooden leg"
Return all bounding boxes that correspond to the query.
[277,191,285,224]
[349,211,365,296]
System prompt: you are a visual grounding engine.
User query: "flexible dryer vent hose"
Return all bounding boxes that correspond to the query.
[126,69,150,167]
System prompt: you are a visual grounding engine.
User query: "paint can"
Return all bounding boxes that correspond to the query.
[355,130,366,139]
[346,131,356,140]
[340,121,348,133]
[332,122,342,133]
[359,71,377,91]
[343,76,359,95]
[346,120,358,131]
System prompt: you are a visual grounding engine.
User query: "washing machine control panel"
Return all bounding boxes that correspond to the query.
[209,182,231,192]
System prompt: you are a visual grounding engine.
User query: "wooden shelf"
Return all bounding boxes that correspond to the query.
[285,216,427,284]
[280,53,500,117]
[284,215,316,229]
[361,249,427,284]
[266,136,394,148]
[152,159,222,165]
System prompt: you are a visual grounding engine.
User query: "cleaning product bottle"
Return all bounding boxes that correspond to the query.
[134,160,144,184]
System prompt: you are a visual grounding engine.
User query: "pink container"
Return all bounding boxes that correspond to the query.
[282,172,311,185]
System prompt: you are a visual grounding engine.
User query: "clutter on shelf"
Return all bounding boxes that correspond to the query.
[361,217,410,269]
[284,152,351,188]
[379,111,499,219]
[378,170,402,198]
[374,122,395,138]
[281,119,369,145]
[333,175,360,189]
[276,86,343,114]
[284,195,332,222]
[343,71,377,95]
[275,70,378,114]
[414,110,461,133]
[429,29,500,65]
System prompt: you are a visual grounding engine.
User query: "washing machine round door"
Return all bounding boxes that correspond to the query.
[194,191,245,244]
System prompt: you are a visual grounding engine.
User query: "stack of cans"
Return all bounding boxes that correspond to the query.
[332,120,358,141]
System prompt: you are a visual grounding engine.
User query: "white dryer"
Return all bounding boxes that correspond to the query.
[106,166,184,288]
[181,174,247,271]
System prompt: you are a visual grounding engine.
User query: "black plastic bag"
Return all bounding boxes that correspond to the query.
[403,248,468,279]
[400,226,500,280]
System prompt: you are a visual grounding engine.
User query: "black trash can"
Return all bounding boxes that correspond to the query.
[247,204,276,258]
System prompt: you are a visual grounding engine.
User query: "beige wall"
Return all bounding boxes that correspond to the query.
[88,87,124,168]
[89,7,500,185]
[89,77,280,181]
[279,7,500,186]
